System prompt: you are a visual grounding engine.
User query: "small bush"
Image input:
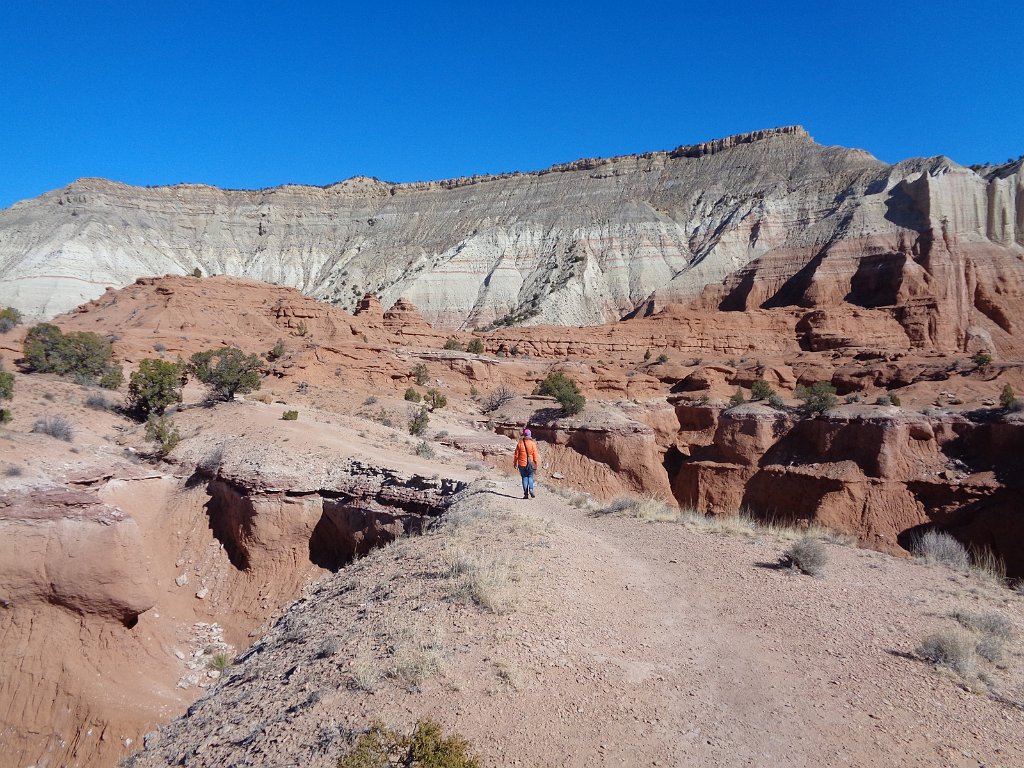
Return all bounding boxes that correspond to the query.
[656,353,669,364]
[191,267,202,278]
[404,387,422,402]
[4,464,22,476]
[33,415,73,442]
[535,372,585,415]
[643,349,652,361]
[412,363,429,386]
[84,392,113,410]
[0,408,11,424]
[952,611,1013,641]
[796,381,838,415]
[363,396,378,405]
[208,652,231,671]
[443,339,464,351]
[338,720,481,768]
[99,365,124,390]
[785,537,828,576]
[145,414,181,457]
[409,407,429,436]
[750,379,775,401]
[889,393,901,406]
[918,629,975,674]
[189,346,263,401]
[22,323,120,385]
[466,338,485,355]
[972,351,993,366]
[425,389,448,410]
[0,370,13,401]
[267,338,286,362]
[767,392,785,409]
[911,530,970,570]
[481,385,515,413]
[1000,384,1015,409]
[281,410,298,420]
[126,358,187,419]
[153,342,167,354]
[415,440,435,459]
[875,395,892,406]
[0,306,22,333]
[728,389,746,408]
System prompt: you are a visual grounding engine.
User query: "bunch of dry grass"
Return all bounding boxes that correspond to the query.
[918,629,976,675]
[600,495,681,522]
[444,546,517,614]
[784,536,829,576]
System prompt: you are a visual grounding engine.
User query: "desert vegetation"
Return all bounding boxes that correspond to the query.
[188,346,263,401]
[0,306,21,333]
[22,323,123,388]
[534,372,585,415]
[337,720,481,768]
[126,358,187,419]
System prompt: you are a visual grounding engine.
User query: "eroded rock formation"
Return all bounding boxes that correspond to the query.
[2,127,1020,357]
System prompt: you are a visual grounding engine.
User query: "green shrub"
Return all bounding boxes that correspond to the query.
[99,365,124,390]
[750,379,775,401]
[145,414,181,457]
[728,389,746,408]
[1000,384,1015,409]
[443,339,464,351]
[282,410,298,420]
[412,363,429,386]
[972,351,993,366]
[0,306,22,333]
[338,720,481,768]
[189,347,263,401]
[191,267,202,278]
[22,324,120,384]
[0,408,11,424]
[796,381,838,415]
[889,393,901,407]
[404,387,422,402]
[657,353,669,364]
[767,392,785,409]
[466,338,485,355]
[267,338,286,362]
[409,406,429,436]
[415,440,435,459]
[425,389,448,410]
[127,359,187,419]
[535,372,585,415]
[643,349,652,361]
[0,370,13,401]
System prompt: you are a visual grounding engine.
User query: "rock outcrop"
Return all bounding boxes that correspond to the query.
[2,128,1021,355]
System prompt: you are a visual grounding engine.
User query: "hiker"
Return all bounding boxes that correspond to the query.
[513,428,540,499]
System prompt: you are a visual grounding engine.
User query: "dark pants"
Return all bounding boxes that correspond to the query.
[518,465,535,495]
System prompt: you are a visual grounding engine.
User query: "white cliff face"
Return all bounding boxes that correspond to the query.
[0,127,1021,330]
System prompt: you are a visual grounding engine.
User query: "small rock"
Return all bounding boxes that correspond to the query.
[175,575,188,587]
[551,472,565,479]
[144,731,160,750]
[196,588,209,600]
[175,559,186,568]
[208,670,221,679]
[174,650,185,660]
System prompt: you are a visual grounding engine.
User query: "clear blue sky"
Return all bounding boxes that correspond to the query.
[1,1,1021,209]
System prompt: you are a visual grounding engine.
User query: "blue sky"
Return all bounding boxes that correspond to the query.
[1,1,1021,209]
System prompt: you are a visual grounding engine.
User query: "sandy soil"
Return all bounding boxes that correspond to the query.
[128,475,1024,768]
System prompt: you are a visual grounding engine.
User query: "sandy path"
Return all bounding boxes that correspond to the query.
[126,475,1024,768]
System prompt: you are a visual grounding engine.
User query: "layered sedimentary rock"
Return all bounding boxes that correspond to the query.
[1,127,1020,352]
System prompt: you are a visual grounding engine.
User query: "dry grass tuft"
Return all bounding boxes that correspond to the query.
[601,495,681,521]
[911,530,971,570]
[918,629,976,675]
[785,536,829,576]
[444,547,517,614]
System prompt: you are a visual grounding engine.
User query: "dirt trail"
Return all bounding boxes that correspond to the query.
[127,473,1024,768]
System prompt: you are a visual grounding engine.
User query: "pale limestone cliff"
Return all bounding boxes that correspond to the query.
[0,127,1021,339]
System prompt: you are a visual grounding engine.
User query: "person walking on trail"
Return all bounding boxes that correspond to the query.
[513,428,540,500]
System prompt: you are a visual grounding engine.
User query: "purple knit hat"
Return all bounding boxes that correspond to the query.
[523,428,532,437]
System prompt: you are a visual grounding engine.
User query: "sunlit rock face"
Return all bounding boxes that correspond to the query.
[1,126,1021,348]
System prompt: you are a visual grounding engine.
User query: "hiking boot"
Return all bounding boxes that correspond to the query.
[523,492,529,500]
[529,490,536,498]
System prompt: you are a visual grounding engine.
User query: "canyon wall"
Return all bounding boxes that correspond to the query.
[1,127,1021,350]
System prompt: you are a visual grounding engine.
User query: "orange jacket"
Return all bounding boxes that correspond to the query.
[513,438,540,469]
